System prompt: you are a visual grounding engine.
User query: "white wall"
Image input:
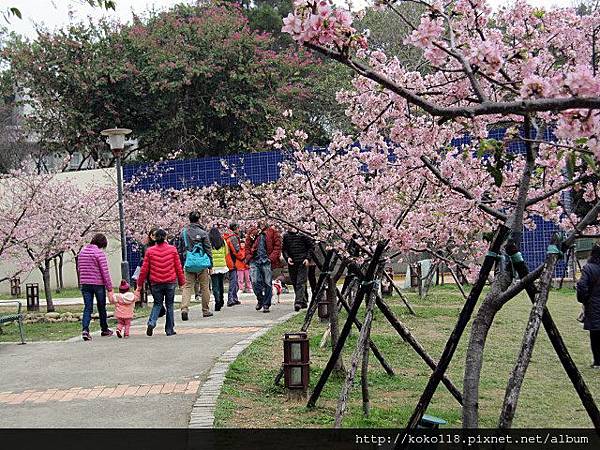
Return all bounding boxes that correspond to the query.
[0,167,124,294]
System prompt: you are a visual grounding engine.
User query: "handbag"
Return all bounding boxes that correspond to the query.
[182,228,212,272]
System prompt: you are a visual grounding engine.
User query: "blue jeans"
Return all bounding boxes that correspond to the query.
[211,273,225,309]
[81,284,108,332]
[228,270,238,305]
[250,261,272,308]
[148,283,176,333]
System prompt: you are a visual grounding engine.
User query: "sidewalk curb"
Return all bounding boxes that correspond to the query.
[188,310,298,429]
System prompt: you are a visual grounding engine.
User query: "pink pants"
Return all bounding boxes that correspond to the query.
[237,269,251,291]
[117,318,132,337]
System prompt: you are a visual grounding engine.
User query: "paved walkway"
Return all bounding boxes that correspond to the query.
[0,293,297,428]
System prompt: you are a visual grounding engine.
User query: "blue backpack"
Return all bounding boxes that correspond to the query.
[182,228,212,272]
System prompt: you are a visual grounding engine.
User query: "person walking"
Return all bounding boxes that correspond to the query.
[237,240,252,293]
[136,229,186,336]
[209,226,228,311]
[282,228,314,311]
[245,220,282,313]
[178,212,213,320]
[577,243,600,368]
[108,280,136,339]
[223,223,243,307]
[77,233,114,341]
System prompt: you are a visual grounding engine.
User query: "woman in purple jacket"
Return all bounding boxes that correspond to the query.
[77,233,114,341]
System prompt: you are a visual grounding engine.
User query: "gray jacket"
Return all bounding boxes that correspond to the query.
[178,223,212,264]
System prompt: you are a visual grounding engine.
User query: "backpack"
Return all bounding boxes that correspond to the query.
[182,228,211,272]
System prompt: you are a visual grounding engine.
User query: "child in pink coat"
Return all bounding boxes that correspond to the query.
[109,280,136,338]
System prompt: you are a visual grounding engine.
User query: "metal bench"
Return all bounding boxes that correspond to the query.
[0,300,26,344]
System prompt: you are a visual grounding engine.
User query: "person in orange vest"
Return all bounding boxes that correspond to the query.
[224,222,243,307]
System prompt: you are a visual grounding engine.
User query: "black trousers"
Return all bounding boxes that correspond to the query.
[591,330,600,365]
[289,263,308,306]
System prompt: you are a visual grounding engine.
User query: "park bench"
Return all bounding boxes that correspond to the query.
[0,300,26,344]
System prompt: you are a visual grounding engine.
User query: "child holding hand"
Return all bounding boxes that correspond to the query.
[109,280,136,338]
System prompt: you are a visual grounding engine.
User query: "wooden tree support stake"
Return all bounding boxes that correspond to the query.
[375,295,463,405]
[504,244,600,430]
[334,285,377,427]
[307,241,387,408]
[383,270,416,315]
[399,225,510,444]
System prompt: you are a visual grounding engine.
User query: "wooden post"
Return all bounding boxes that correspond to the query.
[334,284,376,427]
[382,270,415,315]
[337,285,395,375]
[376,295,463,405]
[307,242,387,408]
[400,225,509,440]
[505,244,600,430]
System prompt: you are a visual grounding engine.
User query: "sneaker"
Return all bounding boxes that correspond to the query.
[146,325,154,336]
[233,300,241,306]
[116,329,122,339]
[82,331,92,341]
[181,311,189,321]
[227,302,235,307]
[215,306,222,312]
[263,306,270,313]
[300,303,308,309]
[166,330,177,336]
[203,312,214,317]
[101,329,114,337]
[195,295,201,302]
[294,304,301,312]
[255,303,263,311]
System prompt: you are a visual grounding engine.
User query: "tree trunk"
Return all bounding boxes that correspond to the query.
[41,260,54,312]
[334,287,376,427]
[329,276,346,376]
[462,269,512,428]
[498,253,559,428]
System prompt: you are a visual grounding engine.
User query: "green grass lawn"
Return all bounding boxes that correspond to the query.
[214,285,599,428]
[0,303,179,342]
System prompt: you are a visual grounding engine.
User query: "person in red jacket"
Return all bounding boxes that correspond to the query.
[245,220,282,313]
[135,229,186,336]
[223,222,243,307]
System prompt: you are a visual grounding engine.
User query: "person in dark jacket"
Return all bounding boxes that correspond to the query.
[245,220,282,313]
[577,244,600,368]
[178,211,213,320]
[282,228,314,311]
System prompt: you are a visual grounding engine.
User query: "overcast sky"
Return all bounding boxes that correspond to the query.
[0,0,574,40]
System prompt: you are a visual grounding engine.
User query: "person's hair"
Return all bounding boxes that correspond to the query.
[154,229,167,244]
[90,233,108,249]
[229,222,239,231]
[209,226,224,250]
[147,227,158,244]
[189,211,200,223]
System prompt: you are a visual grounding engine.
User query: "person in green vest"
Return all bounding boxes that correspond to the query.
[209,226,228,311]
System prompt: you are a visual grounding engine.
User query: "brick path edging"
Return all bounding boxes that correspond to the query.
[188,310,298,428]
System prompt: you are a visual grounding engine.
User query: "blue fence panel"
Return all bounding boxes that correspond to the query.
[124,133,567,278]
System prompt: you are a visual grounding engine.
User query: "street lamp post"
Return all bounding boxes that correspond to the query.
[101,127,132,283]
